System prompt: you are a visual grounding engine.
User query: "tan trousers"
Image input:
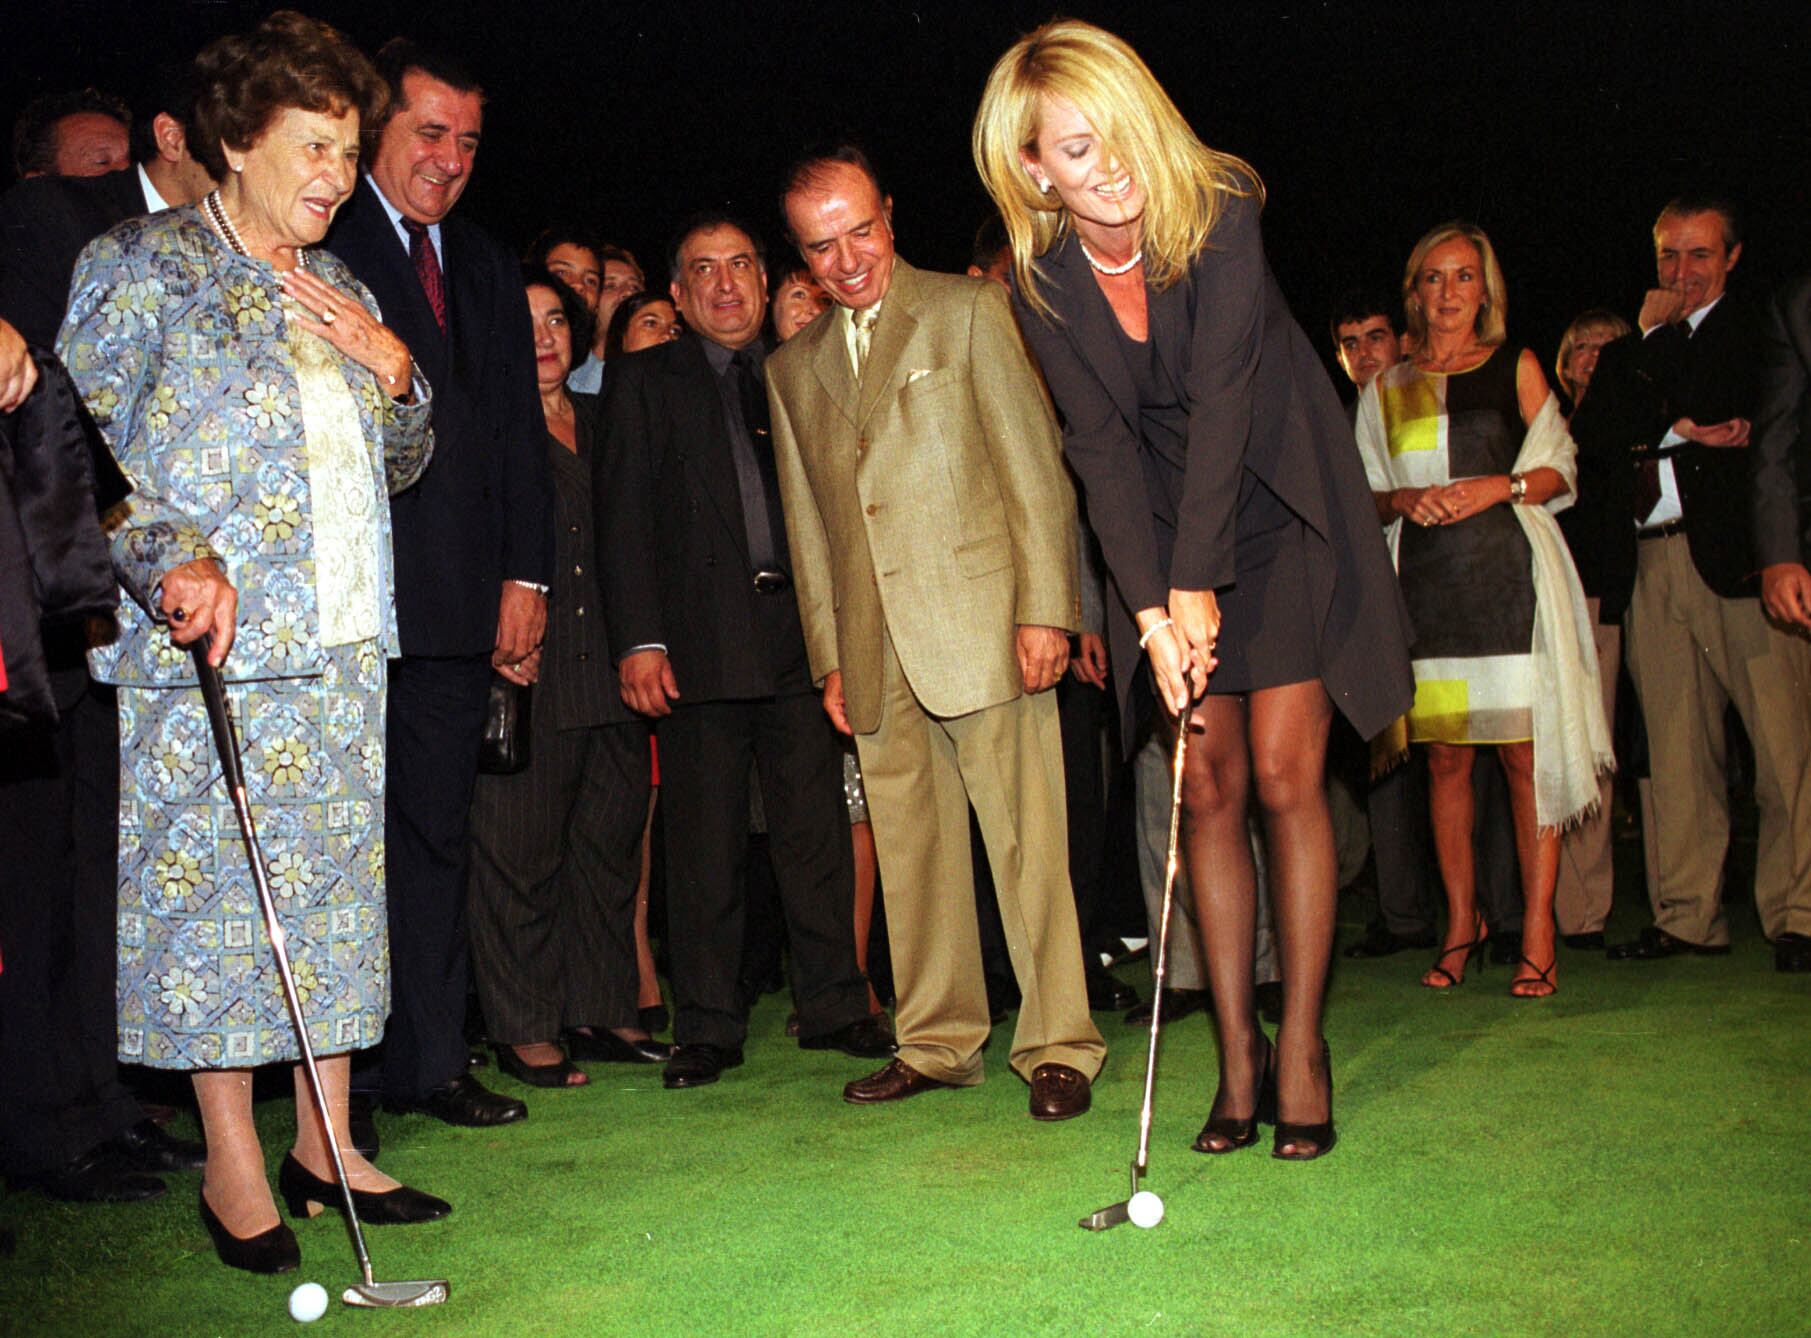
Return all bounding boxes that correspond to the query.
[1624,534,1811,942]
[1555,600,1633,933]
[855,633,1105,1085]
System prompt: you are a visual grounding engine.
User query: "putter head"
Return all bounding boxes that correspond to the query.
[1079,1199,1130,1232]
[342,1280,450,1308]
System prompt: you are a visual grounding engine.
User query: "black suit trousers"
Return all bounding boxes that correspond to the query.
[656,685,867,1051]
[467,718,649,1044]
[370,653,493,1098]
[0,669,139,1173]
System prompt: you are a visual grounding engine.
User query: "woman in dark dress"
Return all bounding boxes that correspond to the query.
[465,269,666,1085]
[975,19,1412,1159]
[1356,225,1612,999]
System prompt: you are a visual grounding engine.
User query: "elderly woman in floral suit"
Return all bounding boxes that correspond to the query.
[58,12,448,1275]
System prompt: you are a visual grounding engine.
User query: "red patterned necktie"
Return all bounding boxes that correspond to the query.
[401,217,446,334]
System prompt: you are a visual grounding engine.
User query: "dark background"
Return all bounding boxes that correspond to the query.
[7,0,1809,383]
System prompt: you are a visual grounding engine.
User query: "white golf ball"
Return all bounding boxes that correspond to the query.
[1127,1190,1165,1229]
[288,1281,329,1323]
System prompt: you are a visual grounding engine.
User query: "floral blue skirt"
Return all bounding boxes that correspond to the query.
[115,642,389,1069]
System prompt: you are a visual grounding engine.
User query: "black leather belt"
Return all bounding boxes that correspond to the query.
[752,569,791,594]
[1638,518,1687,541]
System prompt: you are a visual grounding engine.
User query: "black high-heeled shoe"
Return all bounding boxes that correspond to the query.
[1422,918,1488,989]
[564,1027,673,1064]
[1191,1035,1278,1154]
[1273,1041,1336,1161]
[199,1188,300,1274]
[278,1153,451,1225]
[494,1044,588,1088]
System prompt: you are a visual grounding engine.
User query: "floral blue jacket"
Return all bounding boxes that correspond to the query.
[57,205,433,687]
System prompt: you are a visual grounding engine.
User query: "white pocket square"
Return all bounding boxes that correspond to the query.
[906,368,936,383]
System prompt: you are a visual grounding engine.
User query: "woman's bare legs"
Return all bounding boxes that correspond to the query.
[1245,681,1337,1153]
[1423,742,1485,986]
[850,819,884,1014]
[1498,741,1560,996]
[194,1069,277,1237]
[290,1054,398,1192]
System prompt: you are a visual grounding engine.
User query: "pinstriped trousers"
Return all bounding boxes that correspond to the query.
[467,713,650,1044]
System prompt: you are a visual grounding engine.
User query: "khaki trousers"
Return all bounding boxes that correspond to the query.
[1624,534,1811,942]
[855,633,1106,1085]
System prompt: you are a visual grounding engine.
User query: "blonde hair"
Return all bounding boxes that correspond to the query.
[1401,220,1508,349]
[971,18,1260,321]
[1554,307,1632,400]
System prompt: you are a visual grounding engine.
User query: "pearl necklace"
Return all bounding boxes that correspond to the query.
[1078,237,1142,276]
[202,190,306,272]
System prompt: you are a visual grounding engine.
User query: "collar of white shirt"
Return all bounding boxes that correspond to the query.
[365,174,444,265]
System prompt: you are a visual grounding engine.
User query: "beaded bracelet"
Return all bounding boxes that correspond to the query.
[1138,618,1174,650]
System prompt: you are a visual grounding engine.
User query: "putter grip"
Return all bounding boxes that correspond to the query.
[191,638,246,793]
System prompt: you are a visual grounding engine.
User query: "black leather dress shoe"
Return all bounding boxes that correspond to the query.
[10,1149,165,1203]
[1487,932,1523,967]
[384,1074,527,1127]
[199,1189,298,1274]
[278,1154,451,1225]
[1124,988,1209,1027]
[348,1093,380,1161]
[800,1014,897,1059]
[107,1118,205,1173]
[1607,926,1730,961]
[1085,965,1138,1012]
[1774,931,1811,973]
[664,1043,744,1089]
[1561,931,1606,951]
[1342,921,1437,959]
[565,1028,672,1064]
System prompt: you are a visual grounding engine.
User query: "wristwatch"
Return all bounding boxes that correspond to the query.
[1509,472,1527,504]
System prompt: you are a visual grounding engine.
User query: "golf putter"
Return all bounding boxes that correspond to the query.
[1081,707,1190,1231]
[192,641,450,1309]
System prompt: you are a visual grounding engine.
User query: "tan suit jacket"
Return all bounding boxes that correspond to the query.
[766,259,1080,733]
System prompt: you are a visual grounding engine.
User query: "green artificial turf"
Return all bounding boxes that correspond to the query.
[4,894,1808,1337]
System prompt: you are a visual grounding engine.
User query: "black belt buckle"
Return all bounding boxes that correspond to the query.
[753,568,791,594]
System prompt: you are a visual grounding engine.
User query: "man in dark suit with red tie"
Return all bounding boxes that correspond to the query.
[325,39,552,1127]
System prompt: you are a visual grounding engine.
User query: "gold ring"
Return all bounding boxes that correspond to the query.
[320,307,338,325]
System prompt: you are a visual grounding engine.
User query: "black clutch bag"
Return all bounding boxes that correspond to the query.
[477,674,532,775]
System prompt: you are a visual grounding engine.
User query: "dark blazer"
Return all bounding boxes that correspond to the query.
[1012,189,1413,744]
[0,168,146,347]
[545,393,635,729]
[1753,270,1811,569]
[1571,296,1762,600]
[595,333,797,703]
[1559,386,1639,622]
[324,176,551,657]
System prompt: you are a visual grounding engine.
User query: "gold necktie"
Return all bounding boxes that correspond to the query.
[852,304,881,380]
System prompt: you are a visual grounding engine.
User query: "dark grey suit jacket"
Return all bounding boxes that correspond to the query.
[1013,187,1413,744]
[1754,270,1811,569]
[324,176,552,657]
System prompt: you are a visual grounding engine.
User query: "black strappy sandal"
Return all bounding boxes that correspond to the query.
[1509,956,1558,999]
[1422,918,1488,990]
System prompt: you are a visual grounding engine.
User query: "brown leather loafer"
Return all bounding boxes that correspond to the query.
[842,1058,951,1105]
[1029,1063,1091,1121]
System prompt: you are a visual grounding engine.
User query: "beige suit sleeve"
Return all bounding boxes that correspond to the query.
[768,362,839,684]
[967,280,1080,632]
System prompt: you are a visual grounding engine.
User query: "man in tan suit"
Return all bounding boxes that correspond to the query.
[766,143,1105,1119]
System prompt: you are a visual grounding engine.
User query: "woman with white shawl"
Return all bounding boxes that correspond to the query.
[1355,220,1613,999]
